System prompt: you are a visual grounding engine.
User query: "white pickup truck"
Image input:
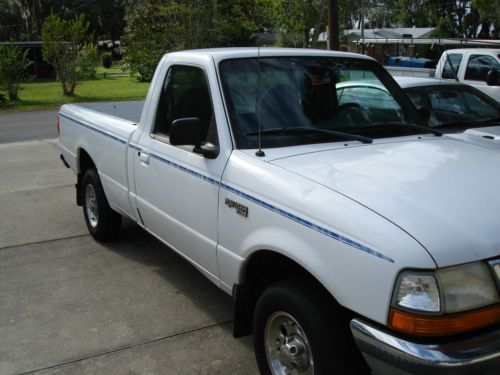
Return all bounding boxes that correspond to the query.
[434,48,500,102]
[59,48,500,375]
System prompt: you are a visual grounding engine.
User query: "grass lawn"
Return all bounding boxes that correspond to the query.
[0,74,149,113]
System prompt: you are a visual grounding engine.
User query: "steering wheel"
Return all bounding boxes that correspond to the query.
[339,102,363,111]
[338,102,370,123]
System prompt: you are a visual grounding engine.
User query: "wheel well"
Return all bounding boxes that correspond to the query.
[78,149,96,174]
[233,250,342,338]
[76,149,96,206]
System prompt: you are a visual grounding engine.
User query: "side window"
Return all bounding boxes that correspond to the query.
[464,55,500,81]
[154,65,217,145]
[442,53,462,79]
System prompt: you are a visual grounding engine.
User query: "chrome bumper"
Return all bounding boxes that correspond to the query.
[350,319,500,375]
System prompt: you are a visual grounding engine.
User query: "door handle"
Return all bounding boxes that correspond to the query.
[139,151,150,165]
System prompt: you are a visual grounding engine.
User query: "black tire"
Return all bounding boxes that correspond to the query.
[253,279,369,375]
[82,168,122,241]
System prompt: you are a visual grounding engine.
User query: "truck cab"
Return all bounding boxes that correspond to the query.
[435,48,500,102]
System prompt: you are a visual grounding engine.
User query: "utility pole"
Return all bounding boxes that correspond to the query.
[361,1,365,54]
[327,0,339,50]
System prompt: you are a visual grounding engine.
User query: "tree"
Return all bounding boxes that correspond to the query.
[0,1,126,42]
[0,43,31,100]
[41,13,89,96]
[274,0,328,48]
[208,0,262,47]
[120,0,169,82]
[121,0,264,81]
[473,0,500,37]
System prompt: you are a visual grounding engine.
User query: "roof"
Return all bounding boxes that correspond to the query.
[336,80,387,91]
[358,38,500,46]
[168,47,374,64]
[394,76,464,88]
[318,27,435,42]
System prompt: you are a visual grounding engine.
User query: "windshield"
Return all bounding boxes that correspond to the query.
[405,85,500,128]
[219,57,422,149]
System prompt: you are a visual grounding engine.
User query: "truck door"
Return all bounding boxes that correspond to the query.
[133,64,228,282]
[462,54,500,102]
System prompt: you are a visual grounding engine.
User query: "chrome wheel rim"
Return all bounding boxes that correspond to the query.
[264,311,314,375]
[85,184,98,228]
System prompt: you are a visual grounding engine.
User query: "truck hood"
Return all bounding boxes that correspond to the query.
[271,139,500,267]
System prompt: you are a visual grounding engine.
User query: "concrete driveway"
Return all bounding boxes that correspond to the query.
[0,110,257,374]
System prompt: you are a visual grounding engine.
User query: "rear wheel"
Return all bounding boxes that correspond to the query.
[82,169,121,241]
[253,279,368,375]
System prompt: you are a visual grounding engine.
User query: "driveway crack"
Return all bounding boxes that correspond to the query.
[20,320,234,374]
[0,234,90,252]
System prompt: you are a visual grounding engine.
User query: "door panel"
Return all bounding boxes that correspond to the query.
[133,64,228,280]
[134,141,224,278]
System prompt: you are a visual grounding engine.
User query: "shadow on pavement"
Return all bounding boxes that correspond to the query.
[99,218,253,351]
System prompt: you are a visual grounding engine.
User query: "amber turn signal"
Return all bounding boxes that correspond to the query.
[389,304,500,337]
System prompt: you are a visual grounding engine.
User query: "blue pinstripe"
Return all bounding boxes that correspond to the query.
[60,113,127,145]
[62,112,394,263]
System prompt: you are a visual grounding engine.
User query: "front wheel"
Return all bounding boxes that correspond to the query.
[82,169,122,241]
[253,280,368,375]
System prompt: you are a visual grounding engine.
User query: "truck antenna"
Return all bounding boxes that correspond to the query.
[255,46,265,157]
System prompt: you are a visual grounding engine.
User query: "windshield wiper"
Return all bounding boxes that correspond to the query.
[370,122,443,136]
[246,127,373,144]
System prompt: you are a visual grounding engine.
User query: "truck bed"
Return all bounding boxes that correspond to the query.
[59,101,143,220]
[386,66,435,78]
[76,101,144,123]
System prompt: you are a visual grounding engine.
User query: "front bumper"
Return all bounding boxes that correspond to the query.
[350,319,500,375]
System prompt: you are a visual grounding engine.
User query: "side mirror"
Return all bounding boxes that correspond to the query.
[169,117,219,159]
[486,69,499,86]
[417,106,431,124]
[170,117,202,146]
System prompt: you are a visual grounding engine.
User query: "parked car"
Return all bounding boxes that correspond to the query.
[59,48,500,375]
[395,76,500,146]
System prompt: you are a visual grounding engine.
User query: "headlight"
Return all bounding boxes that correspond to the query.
[390,260,500,337]
[438,262,499,313]
[393,262,498,314]
[395,272,440,312]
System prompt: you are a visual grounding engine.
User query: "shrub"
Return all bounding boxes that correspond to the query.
[0,43,31,101]
[79,43,100,78]
[41,13,89,96]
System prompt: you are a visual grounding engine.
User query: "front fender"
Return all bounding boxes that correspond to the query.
[218,152,436,325]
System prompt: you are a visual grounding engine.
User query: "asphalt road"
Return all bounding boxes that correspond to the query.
[0,101,144,144]
[0,110,58,143]
[0,107,257,374]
